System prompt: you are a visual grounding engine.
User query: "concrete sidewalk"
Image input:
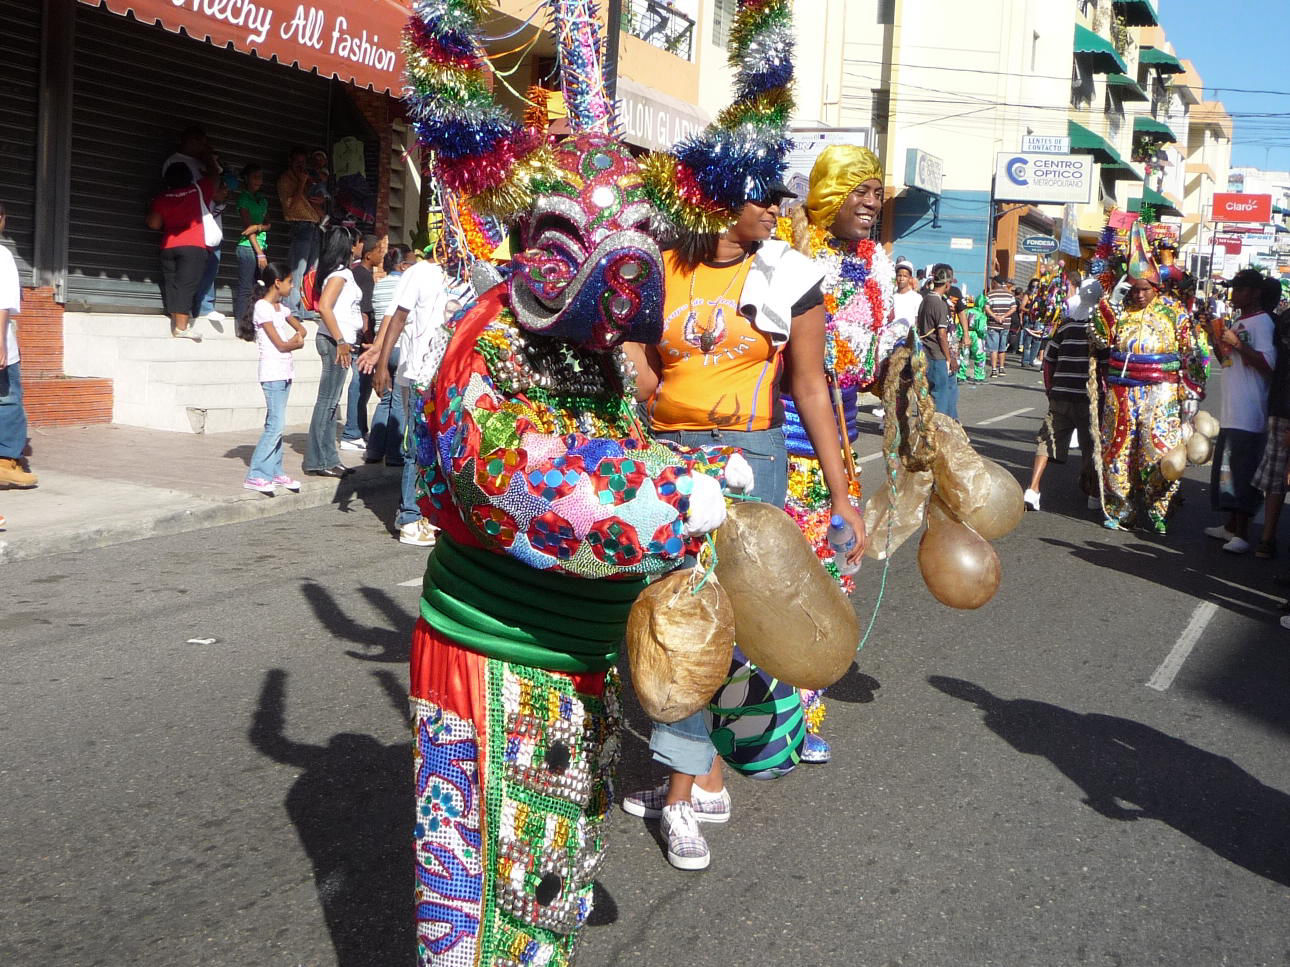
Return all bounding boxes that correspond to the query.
[0,423,404,564]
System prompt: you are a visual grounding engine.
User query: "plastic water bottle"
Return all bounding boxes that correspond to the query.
[827,514,860,577]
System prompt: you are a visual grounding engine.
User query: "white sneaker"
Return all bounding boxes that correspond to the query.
[172,326,202,341]
[1023,488,1040,512]
[660,801,710,871]
[1204,525,1236,542]
[1222,537,1250,554]
[205,311,227,324]
[339,438,368,451]
[399,518,437,547]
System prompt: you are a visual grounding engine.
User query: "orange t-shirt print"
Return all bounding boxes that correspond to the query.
[648,254,783,433]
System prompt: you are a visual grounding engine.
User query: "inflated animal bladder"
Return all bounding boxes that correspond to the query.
[714,501,859,690]
[1160,443,1188,481]
[931,416,1024,540]
[863,463,934,560]
[918,496,1001,610]
[1193,410,1220,440]
[1186,431,1214,466]
[626,566,734,724]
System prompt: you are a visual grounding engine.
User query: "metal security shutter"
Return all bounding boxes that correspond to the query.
[66,4,334,312]
[0,0,41,284]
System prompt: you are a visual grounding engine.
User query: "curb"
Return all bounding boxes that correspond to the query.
[0,468,402,565]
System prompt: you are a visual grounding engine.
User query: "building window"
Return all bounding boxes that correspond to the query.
[712,0,735,48]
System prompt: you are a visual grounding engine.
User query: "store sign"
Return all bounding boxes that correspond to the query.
[616,77,710,153]
[994,153,1094,204]
[904,148,944,196]
[82,0,407,92]
[1021,235,1058,254]
[1213,233,1243,254]
[1021,135,1071,154]
[950,237,974,250]
[1243,233,1276,246]
[1213,192,1273,223]
[782,127,876,206]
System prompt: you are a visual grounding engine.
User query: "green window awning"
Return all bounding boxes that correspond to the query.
[1133,116,1178,142]
[1128,187,1181,217]
[1106,72,1149,102]
[1112,0,1160,27]
[1073,24,1128,74]
[1068,120,1127,165]
[1139,46,1185,74]
[1102,162,1145,183]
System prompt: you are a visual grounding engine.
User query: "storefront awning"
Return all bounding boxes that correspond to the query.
[1106,73,1149,102]
[1128,186,1182,217]
[1112,0,1159,27]
[1133,116,1177,142]
[615,76,710,153]
[1102,162,1144,183]
[1068,120,1126,165]
[1139,46,1185,74]
[78,0,408,93]
[1073,24,1127,74]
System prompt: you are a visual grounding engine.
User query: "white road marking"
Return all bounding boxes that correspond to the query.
[858,452,885,464]
[977,407,1034,426]
[398,578,422,587]
[1145,600,1219,692]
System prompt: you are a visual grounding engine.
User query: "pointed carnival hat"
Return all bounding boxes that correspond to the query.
[1126,220,1161,286]
[640,0,798,235]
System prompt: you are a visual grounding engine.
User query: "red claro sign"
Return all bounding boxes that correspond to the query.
[1213,193,1273,223]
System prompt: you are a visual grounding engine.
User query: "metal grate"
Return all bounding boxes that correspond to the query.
[622,0,696,61]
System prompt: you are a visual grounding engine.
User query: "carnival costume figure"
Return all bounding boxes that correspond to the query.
[958,297,988,384]
[1090,223,1208,533]
[402,3,745,963]
[773,145,897,751]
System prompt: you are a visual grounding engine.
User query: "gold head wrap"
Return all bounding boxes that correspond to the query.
[805,145,884,229]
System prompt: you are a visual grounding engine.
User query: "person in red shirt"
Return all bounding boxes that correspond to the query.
[146,162,215,340]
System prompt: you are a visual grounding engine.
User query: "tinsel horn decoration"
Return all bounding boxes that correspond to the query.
[548,0,615,134]
[641,0,797,235]
[403,0,558,220]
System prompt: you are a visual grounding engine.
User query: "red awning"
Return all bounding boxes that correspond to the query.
[80,0,409,94]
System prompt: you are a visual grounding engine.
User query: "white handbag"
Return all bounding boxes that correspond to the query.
[196,186,223,248]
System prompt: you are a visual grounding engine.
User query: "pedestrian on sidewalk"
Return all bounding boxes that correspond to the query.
[916,264,961,420]
[277,147,323,316]
[359,245,413,467]
[1252,297,1290,559]
[1205,269,1277,554]
[237,262,306,494]
[1024,277,1104,513]
[371,253,461,547]
[0,202,36,490]
[146,163,216,341]
[303,227,363,478]
[985,276,1016,378]
[163,124,227,328]
[233,163,271,325]
[340,234,386,454]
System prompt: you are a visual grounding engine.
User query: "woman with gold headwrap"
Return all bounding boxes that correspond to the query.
[773,144,899,763]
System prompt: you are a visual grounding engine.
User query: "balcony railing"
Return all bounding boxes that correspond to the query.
[621,0,696,61]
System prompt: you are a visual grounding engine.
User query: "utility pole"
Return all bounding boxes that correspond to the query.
[604,0,623,103]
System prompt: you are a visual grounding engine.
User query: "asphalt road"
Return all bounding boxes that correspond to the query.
[3,365,1288,967]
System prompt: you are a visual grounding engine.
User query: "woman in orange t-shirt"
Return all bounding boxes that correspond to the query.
[621,185,867,869]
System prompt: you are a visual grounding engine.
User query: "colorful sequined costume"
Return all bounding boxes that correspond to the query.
[775,146,899,737]
[1090,286,1207,530]
[403,4,735,962]
[957,303,988,384]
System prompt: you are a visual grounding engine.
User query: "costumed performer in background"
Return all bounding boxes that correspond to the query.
[619,0,867,872]
[1090,222,1208,533]
[401,1,751,962]
[776,143,897,763]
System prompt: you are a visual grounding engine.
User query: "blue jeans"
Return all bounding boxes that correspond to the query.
[248,380,291,480]
[646,425,789,775]
[235,245,259,325]
[925,357,960,421]
[1021,331,1042,367]
[0,362,28,459]
[193,245,221,317]
[396,383,422,526]
[366,348,404,465]
[304,333,348,472]
[286,221,320,314]
[342,363,371,442]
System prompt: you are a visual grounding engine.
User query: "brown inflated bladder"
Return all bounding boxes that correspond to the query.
[918,496,1001,610]
[930,416,1024,541]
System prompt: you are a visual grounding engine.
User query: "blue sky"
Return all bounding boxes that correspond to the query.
[1159,0,1290,171]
